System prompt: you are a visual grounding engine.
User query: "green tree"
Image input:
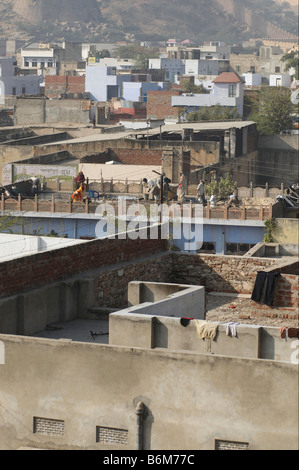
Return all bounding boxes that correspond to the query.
[183,81,209,94]
[0,214,23,234]
[248,86,295,135]
[114,44,159,71]
[205,173,237,200]
[88,49,111,59]
[263,218,276,243]
[185,104,241,122]
[281,50,299,80]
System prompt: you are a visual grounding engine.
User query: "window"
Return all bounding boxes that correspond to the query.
[226,243,255,255]
[33,417,64,436]
[215,439,249,450]
[228,84,237,97]
[12,87,16,95]
[48,61,53,68]
[96,426,128,445]
[32,61,37,67]
[24,61,29,67]
[275,66,280,73]
[236,65,241,72]
[22,87,26,95]
[197,242,216,254]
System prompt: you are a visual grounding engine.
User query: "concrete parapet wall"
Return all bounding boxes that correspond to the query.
[109,313,296,362]
[0,333,297,450]
[127,281,205,318]
[0,278,96,336]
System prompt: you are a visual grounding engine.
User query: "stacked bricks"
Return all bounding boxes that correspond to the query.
[147,90,180,120]
[251,273,299,319]
[0,230,168,299]
[45,75,85,99]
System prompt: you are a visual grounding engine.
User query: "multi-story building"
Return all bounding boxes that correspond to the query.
[171,71,245,118]
[18,42,60,76]
[0,56,43,98]
[149,58,185,83]
[85,65,131,102]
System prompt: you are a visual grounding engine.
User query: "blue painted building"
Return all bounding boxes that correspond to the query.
[5,210,265,255]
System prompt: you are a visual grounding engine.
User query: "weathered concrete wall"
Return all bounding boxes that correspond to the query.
[257,135,299,186]
[273,219,299,245]
[126,281,205,318]
[109,313,297,362]
[14,99,91,126]
[0,278,96,336]
[0,333,297,450]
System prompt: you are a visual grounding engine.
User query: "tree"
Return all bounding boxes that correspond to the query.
[281,50,299,80]
[248,86,295,135]
[0,214,23,234]
[114,44,159,71]
[205,173,237,200]
[185,104,241,122]
[88,49,111,59]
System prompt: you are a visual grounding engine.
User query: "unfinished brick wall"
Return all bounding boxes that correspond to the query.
[252,273,299,319]
[94,253,172,308]
[45,75,85,98]
[171,253,279,294]
[81,148,163,166]
[171,253,299,319]
[0,232,167,298]
[147,90,180,120]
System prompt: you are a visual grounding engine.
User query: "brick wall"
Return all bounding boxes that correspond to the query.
[81,148,163,166]
[94,253,172,308]
[251,273,299,319]
[0,231,167,298]
[147,90,180,120]
[171,253,278,294]
[45,75,85,99]
[171,253,299,318]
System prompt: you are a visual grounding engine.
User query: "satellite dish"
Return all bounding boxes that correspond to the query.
[291,88,299,105]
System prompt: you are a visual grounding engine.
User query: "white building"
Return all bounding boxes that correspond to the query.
[269,73,291,87]
[94,57,135,72]
[19,43,59,75]
[242,72,262,86]
[0,57,43,97]
[85,65,131,102]
[149,58,185,83]
[171,72,245,118]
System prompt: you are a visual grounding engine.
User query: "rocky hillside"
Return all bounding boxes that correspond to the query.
[0,0,297,44]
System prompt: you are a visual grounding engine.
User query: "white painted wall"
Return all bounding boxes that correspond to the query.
[0,234,82,262]
[80,163,162,181]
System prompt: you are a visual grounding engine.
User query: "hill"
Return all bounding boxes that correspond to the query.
[0,0,297,44]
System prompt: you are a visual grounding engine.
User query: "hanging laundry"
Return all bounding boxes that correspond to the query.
[225,322,239,337]
[251,271,267,302]
[251,271,280,306]
[280,327,287,339]
[180,317,194,327]
[195,320,219,341]
[288,328,299,338]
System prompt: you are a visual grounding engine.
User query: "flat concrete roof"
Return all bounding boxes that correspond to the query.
[32,318,109,344]
[145,121,256,135]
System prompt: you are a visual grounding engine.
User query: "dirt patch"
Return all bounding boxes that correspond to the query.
[205,293,299,328]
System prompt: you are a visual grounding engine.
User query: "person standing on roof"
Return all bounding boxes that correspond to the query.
[74,171,85,189]
[177,172,186,203]
[71,183,84,202]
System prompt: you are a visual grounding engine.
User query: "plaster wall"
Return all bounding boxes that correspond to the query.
[0,334,297,450]
[109,313,297,362]
[126,281,205,319]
